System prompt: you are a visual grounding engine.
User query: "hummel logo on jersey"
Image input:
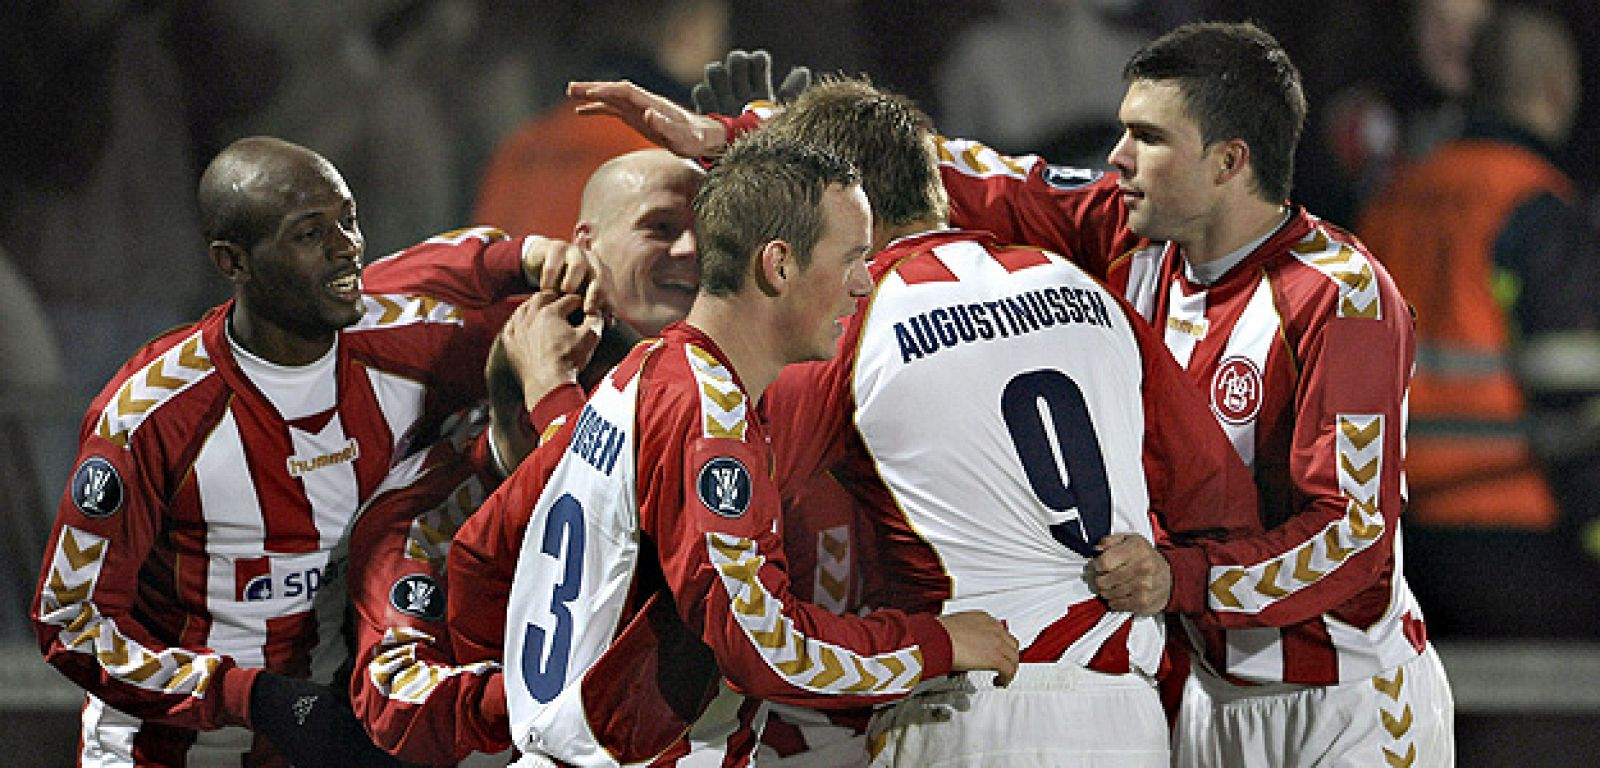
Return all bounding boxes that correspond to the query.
[390,574,445,620]
[697,456,752,518]
[71,457,124,518]
[286,438,360,478]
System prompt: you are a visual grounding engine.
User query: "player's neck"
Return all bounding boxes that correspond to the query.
[1180,197,1287,267]
[227,306,337,367]
[874,217,946,253]
[684,295,783,402]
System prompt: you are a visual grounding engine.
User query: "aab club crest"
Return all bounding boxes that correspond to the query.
[1211,356,1263,426]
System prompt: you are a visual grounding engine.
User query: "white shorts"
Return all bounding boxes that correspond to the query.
[755,703,869,767]
[865,662,1168,767]
[1175,643,1455,767]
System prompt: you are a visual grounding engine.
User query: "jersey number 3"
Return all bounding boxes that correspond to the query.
[520,493,586,703]
[1001,370,1112,557]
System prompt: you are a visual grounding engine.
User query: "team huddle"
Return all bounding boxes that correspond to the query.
[32,22,1456,768]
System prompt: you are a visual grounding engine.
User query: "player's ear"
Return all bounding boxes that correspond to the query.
[753,239,789,297]
[1215,139,1250,185]
[210,241,250,284]
[573,220,597,253]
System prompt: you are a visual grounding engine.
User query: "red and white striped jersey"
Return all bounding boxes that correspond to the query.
[346,409,510,765]
[762,229,1259,679]
[453,324,954,767]
[32,227,530,766]
[938,139,1429,684]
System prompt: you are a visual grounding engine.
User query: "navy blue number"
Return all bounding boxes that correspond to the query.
[1001,370,1112,557]
[520,493,586,703]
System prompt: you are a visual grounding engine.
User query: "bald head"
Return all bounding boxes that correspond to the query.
[579,149,703,225]
[574,149,704,336]
[199,136,352,249]
[1471,6,1581,145]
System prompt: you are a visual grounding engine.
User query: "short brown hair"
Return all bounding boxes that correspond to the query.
[764,76,946,227]
[692,133,859,296]
[1124,22,1306,202]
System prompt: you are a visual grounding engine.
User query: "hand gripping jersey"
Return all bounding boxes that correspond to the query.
[762,229,1260,678]
[465,324,952,767]
[346,408,511,765]
[938,140,1428,685]
[32,227,529,766]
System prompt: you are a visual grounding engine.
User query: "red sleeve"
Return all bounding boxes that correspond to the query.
[762,357,855,500]
[936,136,1128,279]
[528,382,587,444]
[360,227,532,309]
[1122,299,1266,614]
[643,403,951,710]
[347,450,511,762]
[354,228,534,418]
[447,437,564,667]
[32,417,258,730]
[1163,260,1416,629]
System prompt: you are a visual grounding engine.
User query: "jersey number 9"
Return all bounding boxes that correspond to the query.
[1001,369,1112,557]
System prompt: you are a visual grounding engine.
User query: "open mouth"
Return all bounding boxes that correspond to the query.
[326,272,362,302]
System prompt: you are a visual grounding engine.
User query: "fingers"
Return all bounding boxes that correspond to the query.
[690,82,716,115]
[776,67,812,103]
[735,50,773,101]
[539,242,591,297]
[704,60,733,111]
[993,621,1020,688]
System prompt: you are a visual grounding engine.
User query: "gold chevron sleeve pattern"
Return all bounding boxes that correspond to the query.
[705,532,923,696]
[356,294,466,331]
[404,476,486,565]
[367,626,499,705]
[39,526,223,697]
[1206,414,1387,613]
[1291,228,1382,320]
[686,344,748,441]
[96,333,213,449]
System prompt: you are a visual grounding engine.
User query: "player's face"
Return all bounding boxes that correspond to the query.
[1107,79,1224,245]
[783,183,874,363]
[586,160,702,337]
[239,159,365,346]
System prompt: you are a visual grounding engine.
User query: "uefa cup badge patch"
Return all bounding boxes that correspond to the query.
[72,456,124,518]
[390,574,445,621]
[697,456,752,519]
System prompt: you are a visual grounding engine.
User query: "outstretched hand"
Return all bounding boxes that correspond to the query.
[568,80,728,158]
[690,49,812,115]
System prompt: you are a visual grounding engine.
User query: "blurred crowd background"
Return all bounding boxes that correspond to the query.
[1,2,1597,760]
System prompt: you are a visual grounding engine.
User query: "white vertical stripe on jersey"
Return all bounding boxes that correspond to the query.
[1120,245,1167,322]
[1212,275,1280,467]
[1163,282,1208,370]
[288,414,363,550]
[365,367,428,456]
[195,409,265,557]
[197,410,270,668]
